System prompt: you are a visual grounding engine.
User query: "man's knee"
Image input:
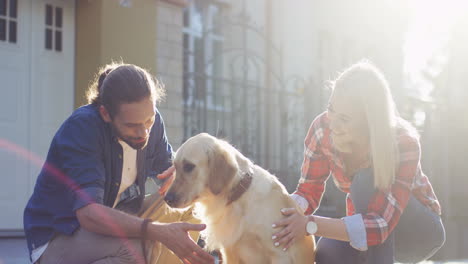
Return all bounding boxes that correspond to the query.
[39,229,148,264]
[114,238,146,264]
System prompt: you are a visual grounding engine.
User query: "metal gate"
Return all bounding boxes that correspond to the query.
[182,0,307,189]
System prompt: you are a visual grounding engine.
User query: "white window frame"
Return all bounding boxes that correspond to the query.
[44,3,63,52]
[183,1,226,111]
[0,0,18,44]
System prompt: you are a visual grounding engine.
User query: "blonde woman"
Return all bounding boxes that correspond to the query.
[272,61,445,263]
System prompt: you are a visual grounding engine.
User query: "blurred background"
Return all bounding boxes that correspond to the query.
[0,0,467,262]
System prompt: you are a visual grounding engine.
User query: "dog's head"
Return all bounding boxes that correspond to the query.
[164,133,241,208]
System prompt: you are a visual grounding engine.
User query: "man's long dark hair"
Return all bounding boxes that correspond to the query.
[86,62,165,118]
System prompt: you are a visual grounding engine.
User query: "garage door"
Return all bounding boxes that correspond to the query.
[0,0,75,232]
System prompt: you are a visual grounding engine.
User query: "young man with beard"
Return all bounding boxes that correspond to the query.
[24,63,214,264]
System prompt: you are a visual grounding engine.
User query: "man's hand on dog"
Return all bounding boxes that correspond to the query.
[150,221,214,264]
[272,208,309,251]
[154,166,214,263]
[157,166,176,196]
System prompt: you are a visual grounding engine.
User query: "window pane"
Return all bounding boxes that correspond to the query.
[45,28,52,49]
[55,7,62,28]
[211,6,222,35]
[183,73,190,102]
[0,18,5,41]
[9,0,17,18]
[183,34,190,102]
[194,37,205,100]
[213,41,223,76]
[55,30,62,51]
[45,4,53,26]
[0,0,6,16]
[8,20,15,43]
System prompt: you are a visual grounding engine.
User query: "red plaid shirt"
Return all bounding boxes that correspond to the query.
[294,112,441,246]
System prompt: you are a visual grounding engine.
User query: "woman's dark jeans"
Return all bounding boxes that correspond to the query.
[315,168,445,264]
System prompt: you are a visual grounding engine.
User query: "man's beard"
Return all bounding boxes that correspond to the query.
[111,124,148,150]
[124,137,148,150]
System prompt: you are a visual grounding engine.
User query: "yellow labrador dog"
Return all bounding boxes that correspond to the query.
[164,133,315,263]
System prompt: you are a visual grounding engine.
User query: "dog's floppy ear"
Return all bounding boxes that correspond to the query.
[207,141,237,195]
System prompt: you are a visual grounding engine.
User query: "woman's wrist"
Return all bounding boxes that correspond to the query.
[306,215,318,235]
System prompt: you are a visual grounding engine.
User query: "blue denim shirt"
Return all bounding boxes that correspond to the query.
[23,104,173,257]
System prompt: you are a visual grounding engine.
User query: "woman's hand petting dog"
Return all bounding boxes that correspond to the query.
[272,208,309,251]
[150,221,214,264]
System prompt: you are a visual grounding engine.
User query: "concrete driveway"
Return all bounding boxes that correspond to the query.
[1,237,468,264]
[0,238,29,264]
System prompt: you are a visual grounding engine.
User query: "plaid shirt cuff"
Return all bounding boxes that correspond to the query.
[343,214,368,251]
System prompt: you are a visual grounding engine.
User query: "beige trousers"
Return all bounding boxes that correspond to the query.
[139,195,200,264]
[38,195,199,264]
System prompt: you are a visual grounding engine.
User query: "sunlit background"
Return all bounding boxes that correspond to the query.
[404,0,468,122]
[0,0,467,263]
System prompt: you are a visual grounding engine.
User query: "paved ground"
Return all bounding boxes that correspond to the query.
[0,238,29,264]
[0,237,467,264]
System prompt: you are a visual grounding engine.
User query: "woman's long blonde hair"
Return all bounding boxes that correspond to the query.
[333,61,399,190]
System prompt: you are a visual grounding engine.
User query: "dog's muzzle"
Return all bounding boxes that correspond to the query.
[164,192,179,207]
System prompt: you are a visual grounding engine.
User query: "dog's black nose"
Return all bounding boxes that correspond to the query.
[164,192,178,207]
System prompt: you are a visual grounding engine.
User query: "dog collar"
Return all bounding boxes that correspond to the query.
[226,172,253,205]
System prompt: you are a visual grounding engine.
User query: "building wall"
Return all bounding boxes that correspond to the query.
[75,0,158,108]
[100,1,157,71]
[75,1,102,107]
[155,0,186,149]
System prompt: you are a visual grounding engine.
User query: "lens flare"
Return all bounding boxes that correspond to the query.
[0,138,146,262]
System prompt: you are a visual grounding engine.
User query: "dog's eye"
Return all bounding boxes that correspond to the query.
[183,163,195,173]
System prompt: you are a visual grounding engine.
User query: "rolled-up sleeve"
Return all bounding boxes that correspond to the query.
[343,214,368,251]
[55,114,106,212]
